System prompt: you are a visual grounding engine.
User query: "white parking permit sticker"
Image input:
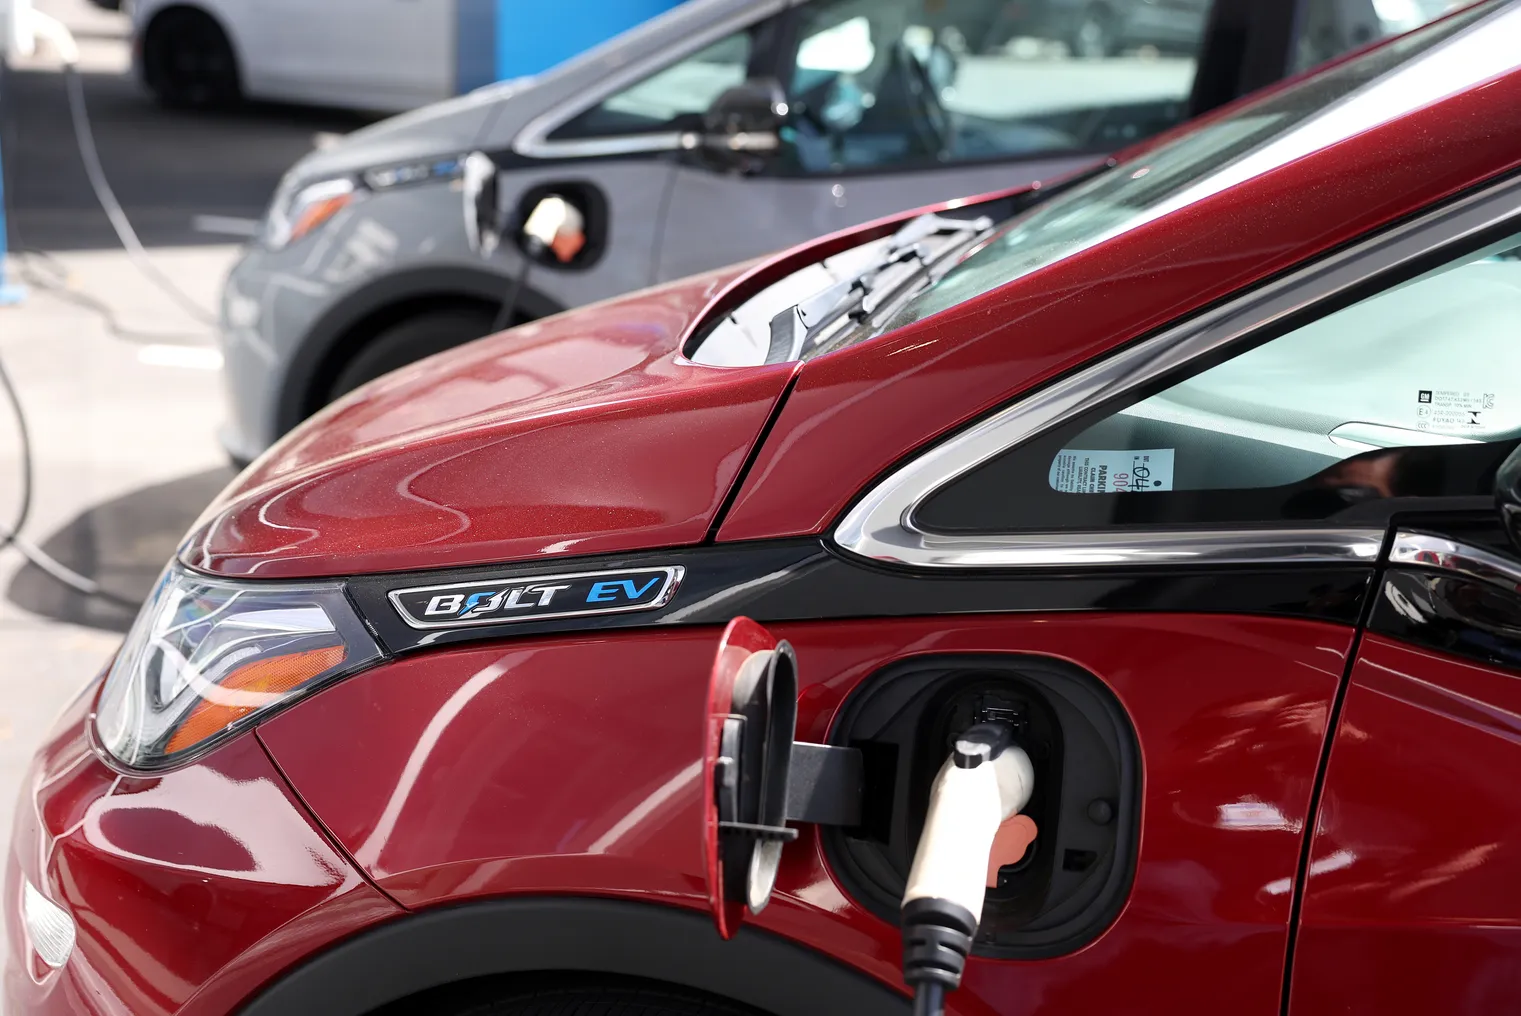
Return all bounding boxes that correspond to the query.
[1049,449,1175,494]
[1415,389,1496,433]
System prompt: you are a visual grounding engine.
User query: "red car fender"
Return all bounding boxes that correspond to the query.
[259,612,1350,1016]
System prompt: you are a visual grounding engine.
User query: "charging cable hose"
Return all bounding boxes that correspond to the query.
[0,7,190,606]
[30,8,216,325]
[901,723,1035,1016]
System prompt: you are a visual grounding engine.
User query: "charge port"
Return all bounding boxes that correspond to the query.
[821,653,1138,960]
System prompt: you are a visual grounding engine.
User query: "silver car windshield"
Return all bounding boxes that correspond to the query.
[877,0,1511,337]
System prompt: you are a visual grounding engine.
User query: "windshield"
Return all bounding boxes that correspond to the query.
[881,0,1511,333]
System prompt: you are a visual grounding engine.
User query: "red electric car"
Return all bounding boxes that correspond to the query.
[11,3,1521,1014]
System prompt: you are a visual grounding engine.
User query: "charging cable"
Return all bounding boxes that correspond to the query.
[901,723,1035,1016]
[0,7,174,606]
[37,9,216,325]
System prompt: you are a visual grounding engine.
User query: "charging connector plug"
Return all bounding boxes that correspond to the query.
[901,723,1035,1016]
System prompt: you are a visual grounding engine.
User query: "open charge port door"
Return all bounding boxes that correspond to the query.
[704,620,1139,957]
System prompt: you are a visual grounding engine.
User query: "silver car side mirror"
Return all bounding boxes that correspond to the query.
[462,151,501,258]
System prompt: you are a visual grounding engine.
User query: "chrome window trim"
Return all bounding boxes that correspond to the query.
[833,173,1521,570]
[836,527,1386,569]
[1390,531,1521,593]
[512,0,789,161]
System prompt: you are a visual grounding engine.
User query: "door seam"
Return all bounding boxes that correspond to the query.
[1277,529,1393,1015]
[255,729,412,913]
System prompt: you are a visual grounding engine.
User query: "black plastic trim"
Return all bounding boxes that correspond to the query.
[346,538,1374,655]
[1366,514,1521,673]
[786,742,863,826]
[237,898,907,1016]
[1373,571,1521,673]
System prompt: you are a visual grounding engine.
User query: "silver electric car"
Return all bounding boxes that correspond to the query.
[217,0,1463,464]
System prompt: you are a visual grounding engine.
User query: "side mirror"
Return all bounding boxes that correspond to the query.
[462,151,501,258]
[520,194,586,265]
[1497,443,1521,553]
[692,78,787,162]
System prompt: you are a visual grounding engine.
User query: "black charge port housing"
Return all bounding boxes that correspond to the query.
[822,654,1139,959]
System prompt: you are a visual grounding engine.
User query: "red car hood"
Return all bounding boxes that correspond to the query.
[184,267,796,579]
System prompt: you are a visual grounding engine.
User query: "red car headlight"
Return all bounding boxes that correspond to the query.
[93,565,382,770]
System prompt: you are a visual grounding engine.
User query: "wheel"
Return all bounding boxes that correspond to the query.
[411,981,768,1016]
[1071,5,1118,59]
[142,8,241,109]
[328,307,498,403]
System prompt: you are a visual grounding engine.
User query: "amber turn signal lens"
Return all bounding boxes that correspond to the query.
[165,644,347,755]
[288,192,353,243]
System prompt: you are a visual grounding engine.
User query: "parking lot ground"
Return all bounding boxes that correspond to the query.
[0,0,375,965]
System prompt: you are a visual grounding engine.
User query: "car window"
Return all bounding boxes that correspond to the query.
[914,231,1521,534]
[781,0,1219,174]
[549,31,753,140]
[880,0,1505,330]
[1292,0,1471,74]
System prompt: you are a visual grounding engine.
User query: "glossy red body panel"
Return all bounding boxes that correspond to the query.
[1289,636,1521,1015]
[261,613,1349,1015]
[717,71,1521,542]
[3,684,402,1016]
[181,267,797,578]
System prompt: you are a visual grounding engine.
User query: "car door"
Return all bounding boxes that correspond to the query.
[1290,503,1521,1008]
[660,0,1181,280]
[1288,524,1521,1015]
[248,0,452,109]
[653,0,1468,283]
[499,11,792,302]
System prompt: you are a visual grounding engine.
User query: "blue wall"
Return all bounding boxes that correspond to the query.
[457,0,684,94]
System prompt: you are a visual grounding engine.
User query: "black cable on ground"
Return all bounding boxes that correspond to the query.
[0,351,34,551]
[0,349,134,608]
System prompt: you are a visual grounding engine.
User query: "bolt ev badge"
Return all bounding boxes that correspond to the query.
[388,567,683,629]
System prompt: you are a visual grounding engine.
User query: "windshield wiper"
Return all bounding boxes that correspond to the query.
[765,212,992,363]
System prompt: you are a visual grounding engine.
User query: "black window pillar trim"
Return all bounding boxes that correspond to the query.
[832,173,1521,572]
[1189,0,1303,118]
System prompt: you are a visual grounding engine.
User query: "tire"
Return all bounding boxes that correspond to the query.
[328,307,498,403]
[142,8,241,109]
[413,982,769,1016]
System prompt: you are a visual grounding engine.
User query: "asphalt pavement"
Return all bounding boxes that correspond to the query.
[0,0,377,965]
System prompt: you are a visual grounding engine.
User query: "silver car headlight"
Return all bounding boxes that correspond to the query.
[93,565,382,770]
[263,175,358,251]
